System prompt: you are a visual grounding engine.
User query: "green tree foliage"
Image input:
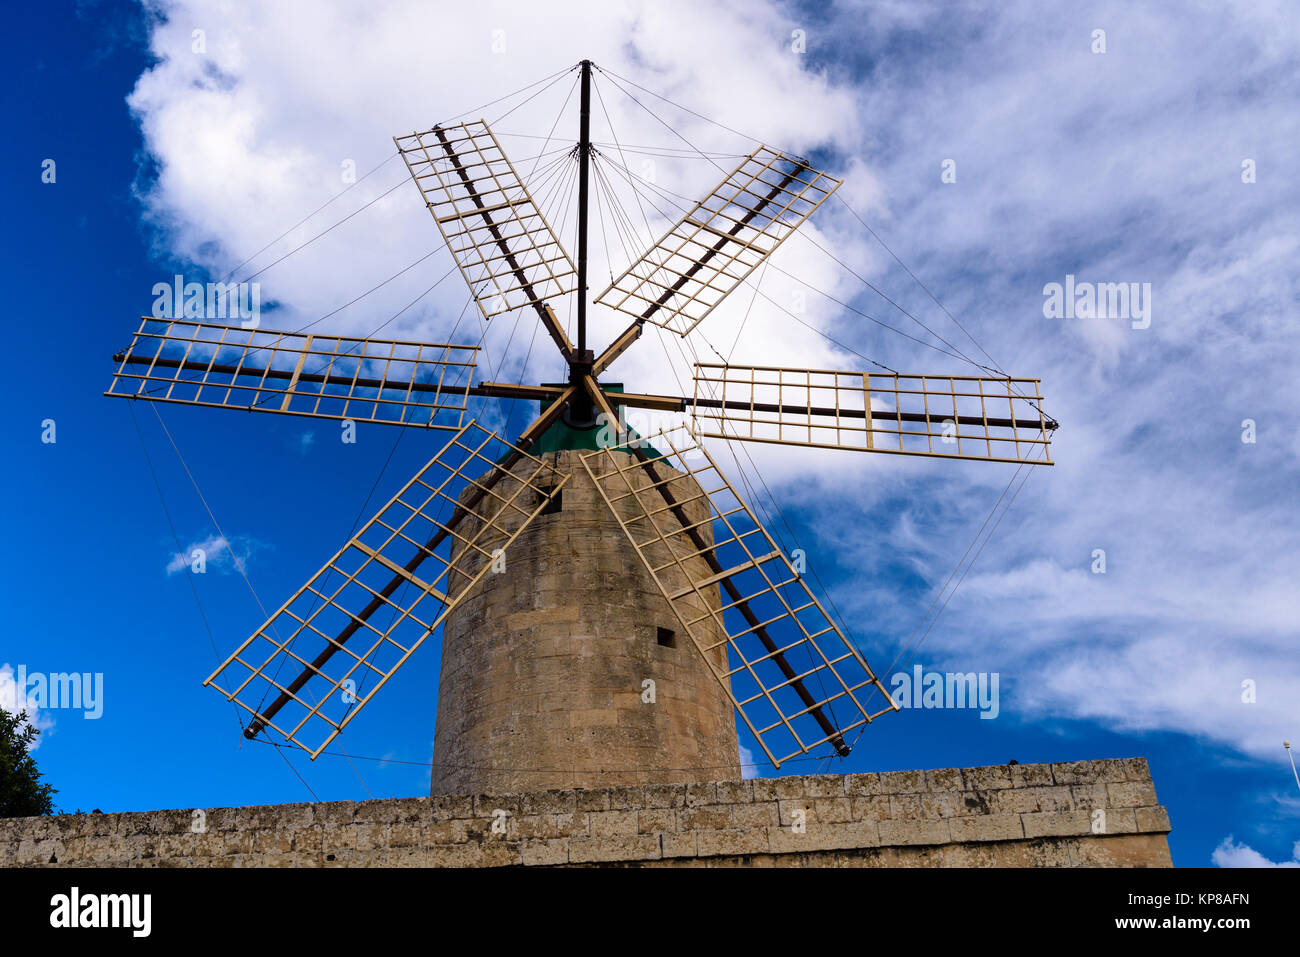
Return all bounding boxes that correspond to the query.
[0,708,55,817]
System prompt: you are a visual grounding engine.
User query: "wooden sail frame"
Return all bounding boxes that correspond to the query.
[595,146,841,336]
[204,422,568,758]
[691,363,1054,465]
[106,317,479,430]
[580,425,895,767]
[395,120,578,323]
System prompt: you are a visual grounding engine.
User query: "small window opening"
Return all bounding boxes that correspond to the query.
[656,626,676,648]
[538,486,563,515]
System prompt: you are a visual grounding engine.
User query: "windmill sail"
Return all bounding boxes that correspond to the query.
[691,363,1055,465]
[105,318,479,430]
[580,426,895,767]
[595,147,841,337]
[204,422,569,758]
[396,120,578,324]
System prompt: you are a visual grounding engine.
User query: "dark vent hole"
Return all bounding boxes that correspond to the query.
[538,487,563,515]
[657,626,676,648]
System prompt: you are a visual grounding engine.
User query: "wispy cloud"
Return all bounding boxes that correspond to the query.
[124,1,1299,771]
[738,744,758,780]
[165,533,263,577]
[1212,836,1300,868]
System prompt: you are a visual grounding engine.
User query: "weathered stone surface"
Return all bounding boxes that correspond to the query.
[430,450,742,795]
[1,759,1172,868]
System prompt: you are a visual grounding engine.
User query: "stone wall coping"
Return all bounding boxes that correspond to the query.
[0,758,1171,868]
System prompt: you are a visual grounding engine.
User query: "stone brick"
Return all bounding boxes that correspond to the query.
[1095,808,1138,835]
[638,809,677,834]
[1120,757,1152,782]
[424,843,485,867]
[715,780,754,804]
[311,800,357,826]
[661,831,698,858]
[812,797,853,823]
[1135,806,1172,833]
[1021,810,1093,839]
[888,793,927,820]
[428,795,473,821]
[802,775,847,798]
[843,773,884,796]
[877,769,927,794]
[520,838,569,866]
[679,804,733,831]
[962,765,1014,791]
[1106,781,1158,808]
[752,777,804,801]
[926,767,964,792]
[1009,762,1055,788]
[877,819,951,846]
[947,814,1025,843]
[684,782,719,807]
[588,809,640,837]
[574,789,610,812]
[1051,760,1129,786]
[851,795,891,820]
[768,820,880,854]
[730,802,778,829]
[696,828,770,858]
[520,790,578,816]
[640,784,686,809]
[568,834,661,864]
[1069,784,1109,810]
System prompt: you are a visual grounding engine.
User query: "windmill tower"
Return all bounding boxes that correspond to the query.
[106,60,1056,793]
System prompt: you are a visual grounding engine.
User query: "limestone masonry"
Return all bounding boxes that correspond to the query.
[432,448,740,794]
[1,757,1171,867]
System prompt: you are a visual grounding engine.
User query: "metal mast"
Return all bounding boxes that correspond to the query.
[570,59,594,421]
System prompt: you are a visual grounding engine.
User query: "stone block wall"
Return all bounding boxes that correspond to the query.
[0,758,1172,867]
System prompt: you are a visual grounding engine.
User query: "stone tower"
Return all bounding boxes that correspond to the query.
[430,440,741,795]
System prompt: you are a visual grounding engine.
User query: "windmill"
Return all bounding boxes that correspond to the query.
[106,60,1056,793]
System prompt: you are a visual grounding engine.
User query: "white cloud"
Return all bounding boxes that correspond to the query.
[1211,836,1300,868]
[0,663,54,751]
[123,0,1300,768]
[737,744,758,780]
[165,533,260,576]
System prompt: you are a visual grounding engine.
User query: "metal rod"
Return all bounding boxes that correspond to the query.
[576,59,592,359]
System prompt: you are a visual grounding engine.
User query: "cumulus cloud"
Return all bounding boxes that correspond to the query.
[1211,836,1300,868]
[0,663,54,751]
[123,0,1300,768]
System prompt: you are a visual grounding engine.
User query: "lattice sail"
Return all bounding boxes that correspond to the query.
[105,318,479,430]
[691,363,1054,465]
[204,422,569,758]
[580,427,895,767]
[595,147,841,337]
[396,120,577,322]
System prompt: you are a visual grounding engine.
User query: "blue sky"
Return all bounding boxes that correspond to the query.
[3,0,1298,869]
